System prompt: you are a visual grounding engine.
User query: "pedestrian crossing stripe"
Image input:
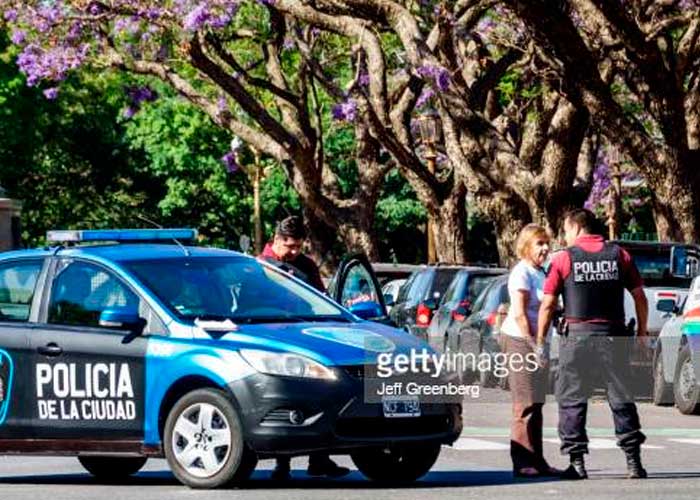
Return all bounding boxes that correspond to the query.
[669,439,700,445]
[543,438,662,449]
[451,438,510,451]
[446,437,667,451]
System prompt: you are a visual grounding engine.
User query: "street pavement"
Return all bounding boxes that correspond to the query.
[2,390,699,500]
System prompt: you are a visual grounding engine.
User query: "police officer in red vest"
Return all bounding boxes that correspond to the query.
[537,209,649,479]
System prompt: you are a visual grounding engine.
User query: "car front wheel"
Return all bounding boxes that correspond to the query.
[351,443,441,483]
[652,348,674,406]
[164,388,256,488]
[673,344,700,415]
[78,456,147,480]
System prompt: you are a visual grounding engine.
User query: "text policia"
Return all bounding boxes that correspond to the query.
[36,363,136,421]
[375,348,539,379]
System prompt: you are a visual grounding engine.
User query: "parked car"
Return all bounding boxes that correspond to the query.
[371,262,424,286]
[445,275,510,387]
[389,265,471,342]
[652,276,700,414]
[381,278,406,314]
[0,231,461,488]
[426,267,506,353]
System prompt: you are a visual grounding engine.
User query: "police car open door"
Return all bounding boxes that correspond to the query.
[329,254,393,325]
[27,259,148,445]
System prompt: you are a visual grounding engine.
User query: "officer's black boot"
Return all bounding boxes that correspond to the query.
[561,453,588,480]
[625,448,647,479]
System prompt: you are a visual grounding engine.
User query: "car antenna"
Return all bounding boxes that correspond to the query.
[137,214,191,257]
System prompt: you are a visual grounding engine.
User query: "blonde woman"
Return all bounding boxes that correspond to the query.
[500,224,560,477]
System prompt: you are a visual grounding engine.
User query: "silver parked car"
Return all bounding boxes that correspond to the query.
[653,276,700,414]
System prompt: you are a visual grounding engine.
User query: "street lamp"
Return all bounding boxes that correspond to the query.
[417,112,440,264]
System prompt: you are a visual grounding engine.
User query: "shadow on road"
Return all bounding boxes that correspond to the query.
[0,469,565,488]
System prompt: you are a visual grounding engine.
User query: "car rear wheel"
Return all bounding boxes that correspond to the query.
[652,349,674,406]
[78,456,147,480]
[673,344,700,415]
[164,388,256,488]
[351,443,441,483]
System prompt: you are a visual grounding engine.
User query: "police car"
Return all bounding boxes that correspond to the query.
[0,229,461,488]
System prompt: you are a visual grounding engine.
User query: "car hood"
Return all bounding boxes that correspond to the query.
[215,321,429,366]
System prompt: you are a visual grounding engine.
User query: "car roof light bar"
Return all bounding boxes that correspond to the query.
[47,228,198,243]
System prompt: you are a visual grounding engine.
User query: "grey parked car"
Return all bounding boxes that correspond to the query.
[426,267,506,353]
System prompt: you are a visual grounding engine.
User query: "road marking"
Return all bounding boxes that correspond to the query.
[542,438,662,449]
[461,427,700,438]
[669,439,700,445]
[451,438,510,451]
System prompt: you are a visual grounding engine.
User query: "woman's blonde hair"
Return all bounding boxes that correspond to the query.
[515,223,550,260]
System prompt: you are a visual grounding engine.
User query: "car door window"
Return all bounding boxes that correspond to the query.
[407,271,430,305]
[0,259,43,322]
[48,261,141,328]
[340,263,379,308]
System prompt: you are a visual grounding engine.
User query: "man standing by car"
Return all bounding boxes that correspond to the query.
[260,215,325,292]
[536,209,649,480]
[258,216,349,480]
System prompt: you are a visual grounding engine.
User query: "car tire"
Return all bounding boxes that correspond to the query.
[652,348,674,406]
[78,456,147,480]
[164,388,254,488]
[673,344,700,415]
[351,443,441,483]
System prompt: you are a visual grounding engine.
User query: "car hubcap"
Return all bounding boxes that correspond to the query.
[679,360,697,402]
[172,403,231,478]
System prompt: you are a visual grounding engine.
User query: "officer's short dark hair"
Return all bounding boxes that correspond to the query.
[275,216,306,240]
[563,208,601,235]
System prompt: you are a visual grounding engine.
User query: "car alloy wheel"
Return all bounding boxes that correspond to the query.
[172,402,232,478]
[673,344,700,415]
[164,388,252,488]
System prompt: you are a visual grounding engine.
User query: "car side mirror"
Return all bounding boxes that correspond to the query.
[656,298,680,315]
[383,293,395,307]
[349,301,384,320]
[99,307,146,334]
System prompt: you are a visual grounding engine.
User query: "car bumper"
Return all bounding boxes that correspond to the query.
[228,371,462,457]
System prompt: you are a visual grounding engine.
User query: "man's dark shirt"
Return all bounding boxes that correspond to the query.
[260,243,326,292]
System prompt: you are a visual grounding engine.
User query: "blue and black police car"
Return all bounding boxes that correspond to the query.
[0,229,461,488]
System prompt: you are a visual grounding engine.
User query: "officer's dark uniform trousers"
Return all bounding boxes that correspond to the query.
[557,245,646,456]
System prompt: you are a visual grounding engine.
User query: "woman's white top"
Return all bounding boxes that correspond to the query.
[501,260,546,338]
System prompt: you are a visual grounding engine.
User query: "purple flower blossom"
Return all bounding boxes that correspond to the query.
[87,2,107,15]
[217,95,228,113]
[359,72,370,87]
[43,87,59,100]
[4,9,18,22]
[221,151,239,173]
[126,85,158,105]
[332,99,358,122]
[282,38,296,50]
[123,106,137,119]
[416,88,434,108]
[417,64,451,92]
[10,29,27,46]
[184,3,211,32]
[17,43,89,87]
[257,0,276,5]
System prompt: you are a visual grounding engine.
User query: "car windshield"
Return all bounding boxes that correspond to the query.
[626,249,692,288]
[124,257,351,324]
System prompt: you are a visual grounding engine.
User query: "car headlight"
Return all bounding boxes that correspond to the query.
[239,349,337,381]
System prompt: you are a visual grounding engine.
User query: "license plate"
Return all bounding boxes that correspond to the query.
[382,396,421,418]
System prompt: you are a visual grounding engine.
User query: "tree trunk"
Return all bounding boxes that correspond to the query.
[651,193,683,242]
[302,205,339,277]
[649,168,699,243]
[485,194,532,267]
[338,212,381,261]
[431,183,468,263]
